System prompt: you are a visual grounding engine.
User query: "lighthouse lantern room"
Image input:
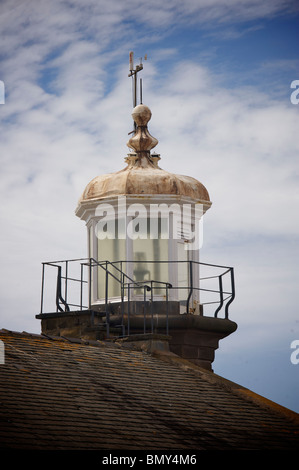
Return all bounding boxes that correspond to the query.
[37,53,237,371]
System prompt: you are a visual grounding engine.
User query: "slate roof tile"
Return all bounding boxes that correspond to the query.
[0,329,298,450]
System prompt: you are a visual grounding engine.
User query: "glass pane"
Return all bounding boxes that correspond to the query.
[97,219,126,299]
[132,218,168,296]
[177,241,189,302]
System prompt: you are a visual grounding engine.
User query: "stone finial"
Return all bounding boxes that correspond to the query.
[127,104,158,153]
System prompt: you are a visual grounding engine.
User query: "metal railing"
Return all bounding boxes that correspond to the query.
[93,259,172,337]
[40,258,90,314]
[39,258,235,337]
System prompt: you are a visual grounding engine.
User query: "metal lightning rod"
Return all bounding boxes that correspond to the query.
[128,52,147,133]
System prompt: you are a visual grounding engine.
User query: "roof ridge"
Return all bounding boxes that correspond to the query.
[0,328,123,350]
[152,348,299,425]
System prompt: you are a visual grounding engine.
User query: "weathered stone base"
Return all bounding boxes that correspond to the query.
[169,326,232,371]
[126,313,237,371]
[35,310,108,341]
[36,307,237,371]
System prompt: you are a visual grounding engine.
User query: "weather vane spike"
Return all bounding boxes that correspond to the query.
[128,51,147,109]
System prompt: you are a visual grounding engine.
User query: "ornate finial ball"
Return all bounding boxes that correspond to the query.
[132,104,152,126]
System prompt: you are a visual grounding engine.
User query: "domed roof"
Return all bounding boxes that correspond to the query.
[76,104,211,210]
[79,154,210,203]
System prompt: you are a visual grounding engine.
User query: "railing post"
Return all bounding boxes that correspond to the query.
[65,260,68,309]
[56,266,61,312]
[186,261,193,314]
[225,268,235,319]
[127,283,130,336]
[143,285,147,334]
[151,281,154,333]
[121,272,125,336]
[166,284,169,336]
[80,263,84,311]
[40,263,45,314]
[214,274,224,318]
[56,265,70,312]
[105,262,109,338]
[88,259,92,309]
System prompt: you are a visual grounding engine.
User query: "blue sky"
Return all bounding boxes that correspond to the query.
[0,0,298,413]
